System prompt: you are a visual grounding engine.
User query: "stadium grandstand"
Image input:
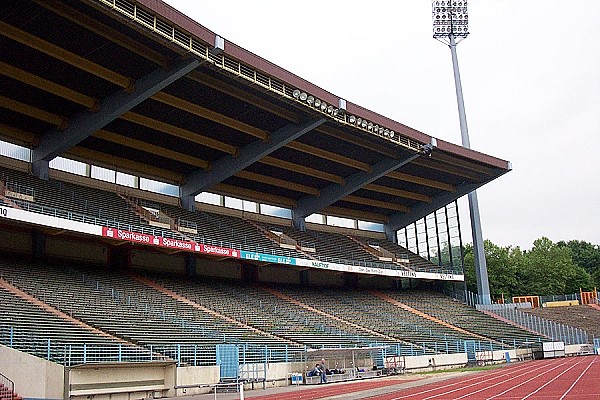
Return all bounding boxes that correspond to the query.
[0,1,595,399]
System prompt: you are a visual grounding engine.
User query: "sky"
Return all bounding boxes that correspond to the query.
[163,0,600,250]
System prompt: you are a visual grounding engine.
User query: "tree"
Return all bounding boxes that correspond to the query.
[462,237,594,300]
[557,240,600,288]
[462,240,523,300]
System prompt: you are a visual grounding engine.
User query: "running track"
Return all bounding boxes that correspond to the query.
[368,355,599,400]
[244,355,598,400]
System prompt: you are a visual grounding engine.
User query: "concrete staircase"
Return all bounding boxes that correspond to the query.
[0,372,21,400]
[261,286,400,343]
[0,382,22,400]
[371,290,491,342]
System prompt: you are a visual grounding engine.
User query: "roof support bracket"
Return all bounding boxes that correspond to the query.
[293,149,422,222]
[31,56,201,179]
[179,117,326,208]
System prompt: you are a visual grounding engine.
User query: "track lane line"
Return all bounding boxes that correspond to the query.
[558,356,596,400]
[448,358,572,400]
[374,358,566,400]
[518,357,583,399]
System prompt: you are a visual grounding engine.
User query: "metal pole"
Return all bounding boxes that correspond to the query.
[455,200,468,294]
[448,33,491,305]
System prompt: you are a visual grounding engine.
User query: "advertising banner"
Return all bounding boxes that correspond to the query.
[1,205,463,281]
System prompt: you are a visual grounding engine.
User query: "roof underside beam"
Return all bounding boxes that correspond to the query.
[31,56,200,179]
[293,149,423,223]
[180,118,326,206]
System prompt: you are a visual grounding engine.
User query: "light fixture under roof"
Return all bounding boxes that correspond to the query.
[287,87,412,148]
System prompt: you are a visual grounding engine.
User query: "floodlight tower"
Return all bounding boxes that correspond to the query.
[432,0,491,305]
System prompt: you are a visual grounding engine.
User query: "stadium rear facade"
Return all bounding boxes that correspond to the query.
[4,1,585,399]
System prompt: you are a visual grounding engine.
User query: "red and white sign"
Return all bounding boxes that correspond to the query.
[101,227,239,258]
[161,237,196,251]
[102,227,158,245]
[200,244,239,258]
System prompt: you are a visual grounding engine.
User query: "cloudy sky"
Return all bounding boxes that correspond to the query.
[164,1,600,250]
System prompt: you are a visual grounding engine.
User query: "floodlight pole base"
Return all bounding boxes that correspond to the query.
[449,33,491,305]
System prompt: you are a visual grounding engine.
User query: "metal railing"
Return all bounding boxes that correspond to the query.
[489,307,590,345]
[0,373,15,400]
[0,326,169,366]
[3,181,35,198]
[2,321,558,369]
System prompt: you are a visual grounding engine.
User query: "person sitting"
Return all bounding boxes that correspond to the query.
[308,364,320,377]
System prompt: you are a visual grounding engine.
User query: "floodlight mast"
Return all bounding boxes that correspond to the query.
[432,0,491,305]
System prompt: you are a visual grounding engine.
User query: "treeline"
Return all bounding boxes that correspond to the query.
[462,238,599,300]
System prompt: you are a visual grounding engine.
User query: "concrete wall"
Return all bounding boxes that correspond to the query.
[68,362,176,400]
[0,345,65,400]
[258,265,301,284]
[356,275,395,289]
[131,248,185,274]
[239,361,305,389]
[565,343,594,356]
[476,349,517,363]
[45,237,107,264]
[175,366,219,396]
[308,269,345,287]
[196,258,240,279]
[403,352,468,372]
[0,227,31,254]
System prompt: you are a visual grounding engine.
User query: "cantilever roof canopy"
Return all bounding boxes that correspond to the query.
[0,0,510,231]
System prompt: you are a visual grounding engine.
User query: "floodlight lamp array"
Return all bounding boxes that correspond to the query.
[432,0,469,39]
[292,89,398,141]
[292,89,341,117]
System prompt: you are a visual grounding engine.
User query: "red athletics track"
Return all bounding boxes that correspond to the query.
[367,355,599,400]
[247,378,419,400]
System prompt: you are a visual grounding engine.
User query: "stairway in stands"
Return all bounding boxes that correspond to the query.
[346,235,413,271]
[0,277,130,344]
[133,273,292,345]
[247,221,320,260]
[262,286,402,344]
[371,290,490,341]
[0,377,22,400]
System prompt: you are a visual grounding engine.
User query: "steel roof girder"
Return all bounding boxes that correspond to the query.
[293,150,422,220]
[31,57,201,166]
[179,118,327,198]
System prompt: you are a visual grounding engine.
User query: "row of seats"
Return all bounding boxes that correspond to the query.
[150,274,382,349]
[1,257,549,363]
[0,261,285,351]
[384,290,546,346]
[0,166,140,226]
[0,165,453,275]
